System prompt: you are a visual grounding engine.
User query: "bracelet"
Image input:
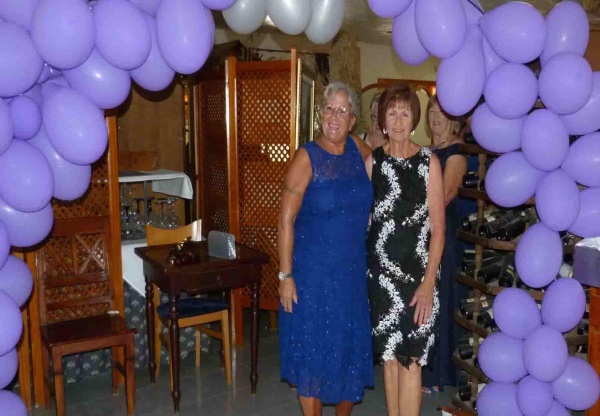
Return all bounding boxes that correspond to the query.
[278,271,293,281]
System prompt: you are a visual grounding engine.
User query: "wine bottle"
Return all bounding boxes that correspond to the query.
[462,212,496,234]
[464,255,504,277]
[476,258,505,283]
[473,356,480,368]
[461,300,493,320]
[498,255,517,288]
[461,250,499,271]
[478,210,525,238]
[458,344,478,360]
[459,382,486,402]
[477,309,496,328]
[459,295,488,310]
[496,215,529,241]
[578,319,589,336]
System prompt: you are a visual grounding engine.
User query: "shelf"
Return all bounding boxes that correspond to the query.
[566,334,588,347]
[457,188,535,206]
[455,272,545,301]
[456,230,518,251]
[453,352,489,383]
[455,311,488,338]
[452,394,477,415]
[458,143,496,156]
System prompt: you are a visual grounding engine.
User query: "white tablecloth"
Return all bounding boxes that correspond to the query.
[119,169,194,200]
[121,240,147,297]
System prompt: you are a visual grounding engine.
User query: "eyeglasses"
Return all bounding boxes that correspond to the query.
[370,113,378,122]
[322,105,352,120]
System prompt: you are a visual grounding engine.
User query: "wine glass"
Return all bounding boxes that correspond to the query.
[130,198,146,239]
[164,198,181,229]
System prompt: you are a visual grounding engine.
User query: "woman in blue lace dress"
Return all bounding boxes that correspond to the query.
[278,82,374,416]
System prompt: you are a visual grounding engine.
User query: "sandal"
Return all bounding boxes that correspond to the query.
[422,386,439,394]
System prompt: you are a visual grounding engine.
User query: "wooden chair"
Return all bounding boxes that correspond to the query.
[145,220,232,386]
[35,216,136,416]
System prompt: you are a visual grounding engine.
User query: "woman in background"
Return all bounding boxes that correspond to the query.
[366,83,445,416]
[421,95,468,394]
[278,81,374,416]
[362,93,386,149]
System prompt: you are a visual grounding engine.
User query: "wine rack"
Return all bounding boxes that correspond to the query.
[450,146,588,414]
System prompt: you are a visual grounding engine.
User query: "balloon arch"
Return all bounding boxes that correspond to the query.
[0,0,598,414]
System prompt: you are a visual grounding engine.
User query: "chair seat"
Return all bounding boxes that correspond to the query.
[41,314,136,347]
[157,297,229,319]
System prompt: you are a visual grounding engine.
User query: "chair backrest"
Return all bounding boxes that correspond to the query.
[36,216,114,326]
[145,220,202,246]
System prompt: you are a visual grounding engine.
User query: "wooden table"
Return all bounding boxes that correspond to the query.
[135,241,269,412]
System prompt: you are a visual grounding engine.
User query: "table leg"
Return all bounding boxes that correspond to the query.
[250,281,260,394]
[145,281,156,383]
[169,294,181,412]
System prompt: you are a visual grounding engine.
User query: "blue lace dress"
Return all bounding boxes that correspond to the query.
[279,137,374,404]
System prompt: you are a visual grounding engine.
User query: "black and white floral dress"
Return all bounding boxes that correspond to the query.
[367,146,440,368]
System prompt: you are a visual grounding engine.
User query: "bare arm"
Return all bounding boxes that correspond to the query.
[364,153,373,180]
[350,134,373,161]
[410,153,446,326]
[443,154,467,206]
[277,148,311,313]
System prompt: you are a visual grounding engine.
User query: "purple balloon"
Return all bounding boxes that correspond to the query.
[0,140,54,213]
[0,0,37,30]
[486,152,544,208]
[480,2,546,64]
[0,349,18,390]
[42,87,108,165]
[392,1,430,66]
[482,35,506,77]
[0,22,44,98]
[63,49,131,110]
[484,63,538,119]
[568,187,600,238]
[552,356,600,411]
[516,223,562,288]
[415,0,467,59]
[94,0,151,70]
[479,332,527,383]
[561,72,600,136]
[0,255,33,308]
[517,376,553,416]
[437,25,485,116]
[471,103,523,153]
[31,0,95,70]
[0,390,27,416]
[523,325,568,383]
[0,220,9,270]
[539,53,593,115]
[493,288,541,340]
[0,99,13,156]
[130,14,176,92]
[547,401,570,416]
[368,0,412,18]
[202,0,237,10]
[521,110,569,172]
[23,84,43,106]
[0,198,54,248]
[461,0,482,26]
[540,1,589,64]
[129,0,162,15]
[37,64,57,85]
[535,170,580,232]
[156,0,215,75]
[542,278,586,334]
[29,128,92,201]
[8,95,42,140]
[562,132,600,187]
[477,382,522,416]
[0,290,22,356]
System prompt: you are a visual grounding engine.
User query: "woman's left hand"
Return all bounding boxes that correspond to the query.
[409,281,434,327]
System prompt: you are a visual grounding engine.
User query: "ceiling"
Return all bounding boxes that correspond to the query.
[340,0,598,44]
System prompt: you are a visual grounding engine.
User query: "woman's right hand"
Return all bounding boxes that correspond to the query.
[279,278,298,313]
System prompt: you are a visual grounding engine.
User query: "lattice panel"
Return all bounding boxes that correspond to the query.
[39,230,111,324]
[52,154,109,219]
[200,79,229,233]
[236,70,291,306]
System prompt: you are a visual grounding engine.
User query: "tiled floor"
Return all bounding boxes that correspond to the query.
[27,313,455,416]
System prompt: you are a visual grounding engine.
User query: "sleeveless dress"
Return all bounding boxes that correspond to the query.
[367,146,440,368]
[279,137,375,404]
[422,143,468,390]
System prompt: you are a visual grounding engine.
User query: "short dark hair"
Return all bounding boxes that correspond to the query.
[378,82,421,133]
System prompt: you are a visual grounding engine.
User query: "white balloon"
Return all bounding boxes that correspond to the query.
[305,0,345,45]
[267,0,311,36]
[223,0,267,35]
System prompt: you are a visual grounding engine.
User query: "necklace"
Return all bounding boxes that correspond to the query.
[432,138,450,150]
